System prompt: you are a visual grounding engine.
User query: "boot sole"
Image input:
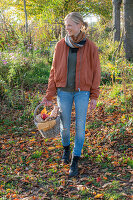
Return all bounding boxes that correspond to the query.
[68,171,78,177]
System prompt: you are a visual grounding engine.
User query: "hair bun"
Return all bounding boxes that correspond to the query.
[82,21,89,33]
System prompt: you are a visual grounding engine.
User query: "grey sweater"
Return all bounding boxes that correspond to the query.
[60,48,78,91]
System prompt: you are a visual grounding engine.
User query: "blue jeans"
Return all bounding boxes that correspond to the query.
[57,89,90,156]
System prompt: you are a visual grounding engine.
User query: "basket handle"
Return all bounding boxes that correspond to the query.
[34,102,54,123]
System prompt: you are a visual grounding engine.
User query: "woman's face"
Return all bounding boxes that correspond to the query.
[65,18,82,37]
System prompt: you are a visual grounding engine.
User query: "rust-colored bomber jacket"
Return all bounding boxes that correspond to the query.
[45,38,101,100]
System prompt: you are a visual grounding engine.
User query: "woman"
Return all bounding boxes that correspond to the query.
[42,12,101,177]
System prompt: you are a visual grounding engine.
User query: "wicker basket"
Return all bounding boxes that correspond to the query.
[34,103,60,138]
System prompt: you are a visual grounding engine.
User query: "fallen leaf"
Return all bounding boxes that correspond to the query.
[93,168,99,173]
[60,179,65,186]
[47,147,55,150]
[85,132,91,136]
[77,185,86,191]
[12,199,20,200]
[12,194,17,198]
[103,176,107,180]
[2,145,6,149]
[96,177,101,182]
[129,175,133,183]
[55,145,62,148]
[86,181,92,185]
[121,192,128,197]
[94,193,104,198]
[102,182,112,188]
[105,172,111,176]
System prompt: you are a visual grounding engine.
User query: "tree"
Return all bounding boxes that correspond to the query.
[112,0,122,42]
[23,0,28,33]
[85,0,112,20]
[112,0,133,60]
[123,0,133,61]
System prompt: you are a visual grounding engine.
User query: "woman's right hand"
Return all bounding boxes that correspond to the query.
[41,97,52,106]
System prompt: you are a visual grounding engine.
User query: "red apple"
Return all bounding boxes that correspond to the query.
[41,113,48,120]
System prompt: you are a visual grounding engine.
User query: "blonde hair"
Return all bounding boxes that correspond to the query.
[64,12,88,33]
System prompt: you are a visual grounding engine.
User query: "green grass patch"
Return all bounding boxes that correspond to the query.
[86,120,103,129]
[127,159,133,169]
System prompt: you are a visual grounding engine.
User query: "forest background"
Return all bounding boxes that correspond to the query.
[0,0,133,200]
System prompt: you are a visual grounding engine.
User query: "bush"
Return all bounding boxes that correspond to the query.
[0,50,51,88]
[0,46,52,108]
[101,71,112,85]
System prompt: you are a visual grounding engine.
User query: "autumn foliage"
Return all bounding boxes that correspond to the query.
[0,0,133,199]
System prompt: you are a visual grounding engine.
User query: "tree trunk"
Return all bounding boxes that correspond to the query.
[112,0,122,41]
[123,0,133,61]
[23,0,28,33]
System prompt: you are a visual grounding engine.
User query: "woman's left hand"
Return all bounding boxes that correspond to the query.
[89,99,97,112]
[41,97,52,106]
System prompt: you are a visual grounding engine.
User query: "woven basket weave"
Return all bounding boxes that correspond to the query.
[34,103,60,138]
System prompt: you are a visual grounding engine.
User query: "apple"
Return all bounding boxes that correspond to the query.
[41,113,49,120]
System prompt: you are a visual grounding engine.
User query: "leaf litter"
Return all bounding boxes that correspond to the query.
[0,86,132,200]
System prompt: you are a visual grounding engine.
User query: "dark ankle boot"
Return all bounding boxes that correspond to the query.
[62,145,70,164]
[69,155,80,177]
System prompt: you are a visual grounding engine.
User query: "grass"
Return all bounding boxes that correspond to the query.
[127,159,133,169]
